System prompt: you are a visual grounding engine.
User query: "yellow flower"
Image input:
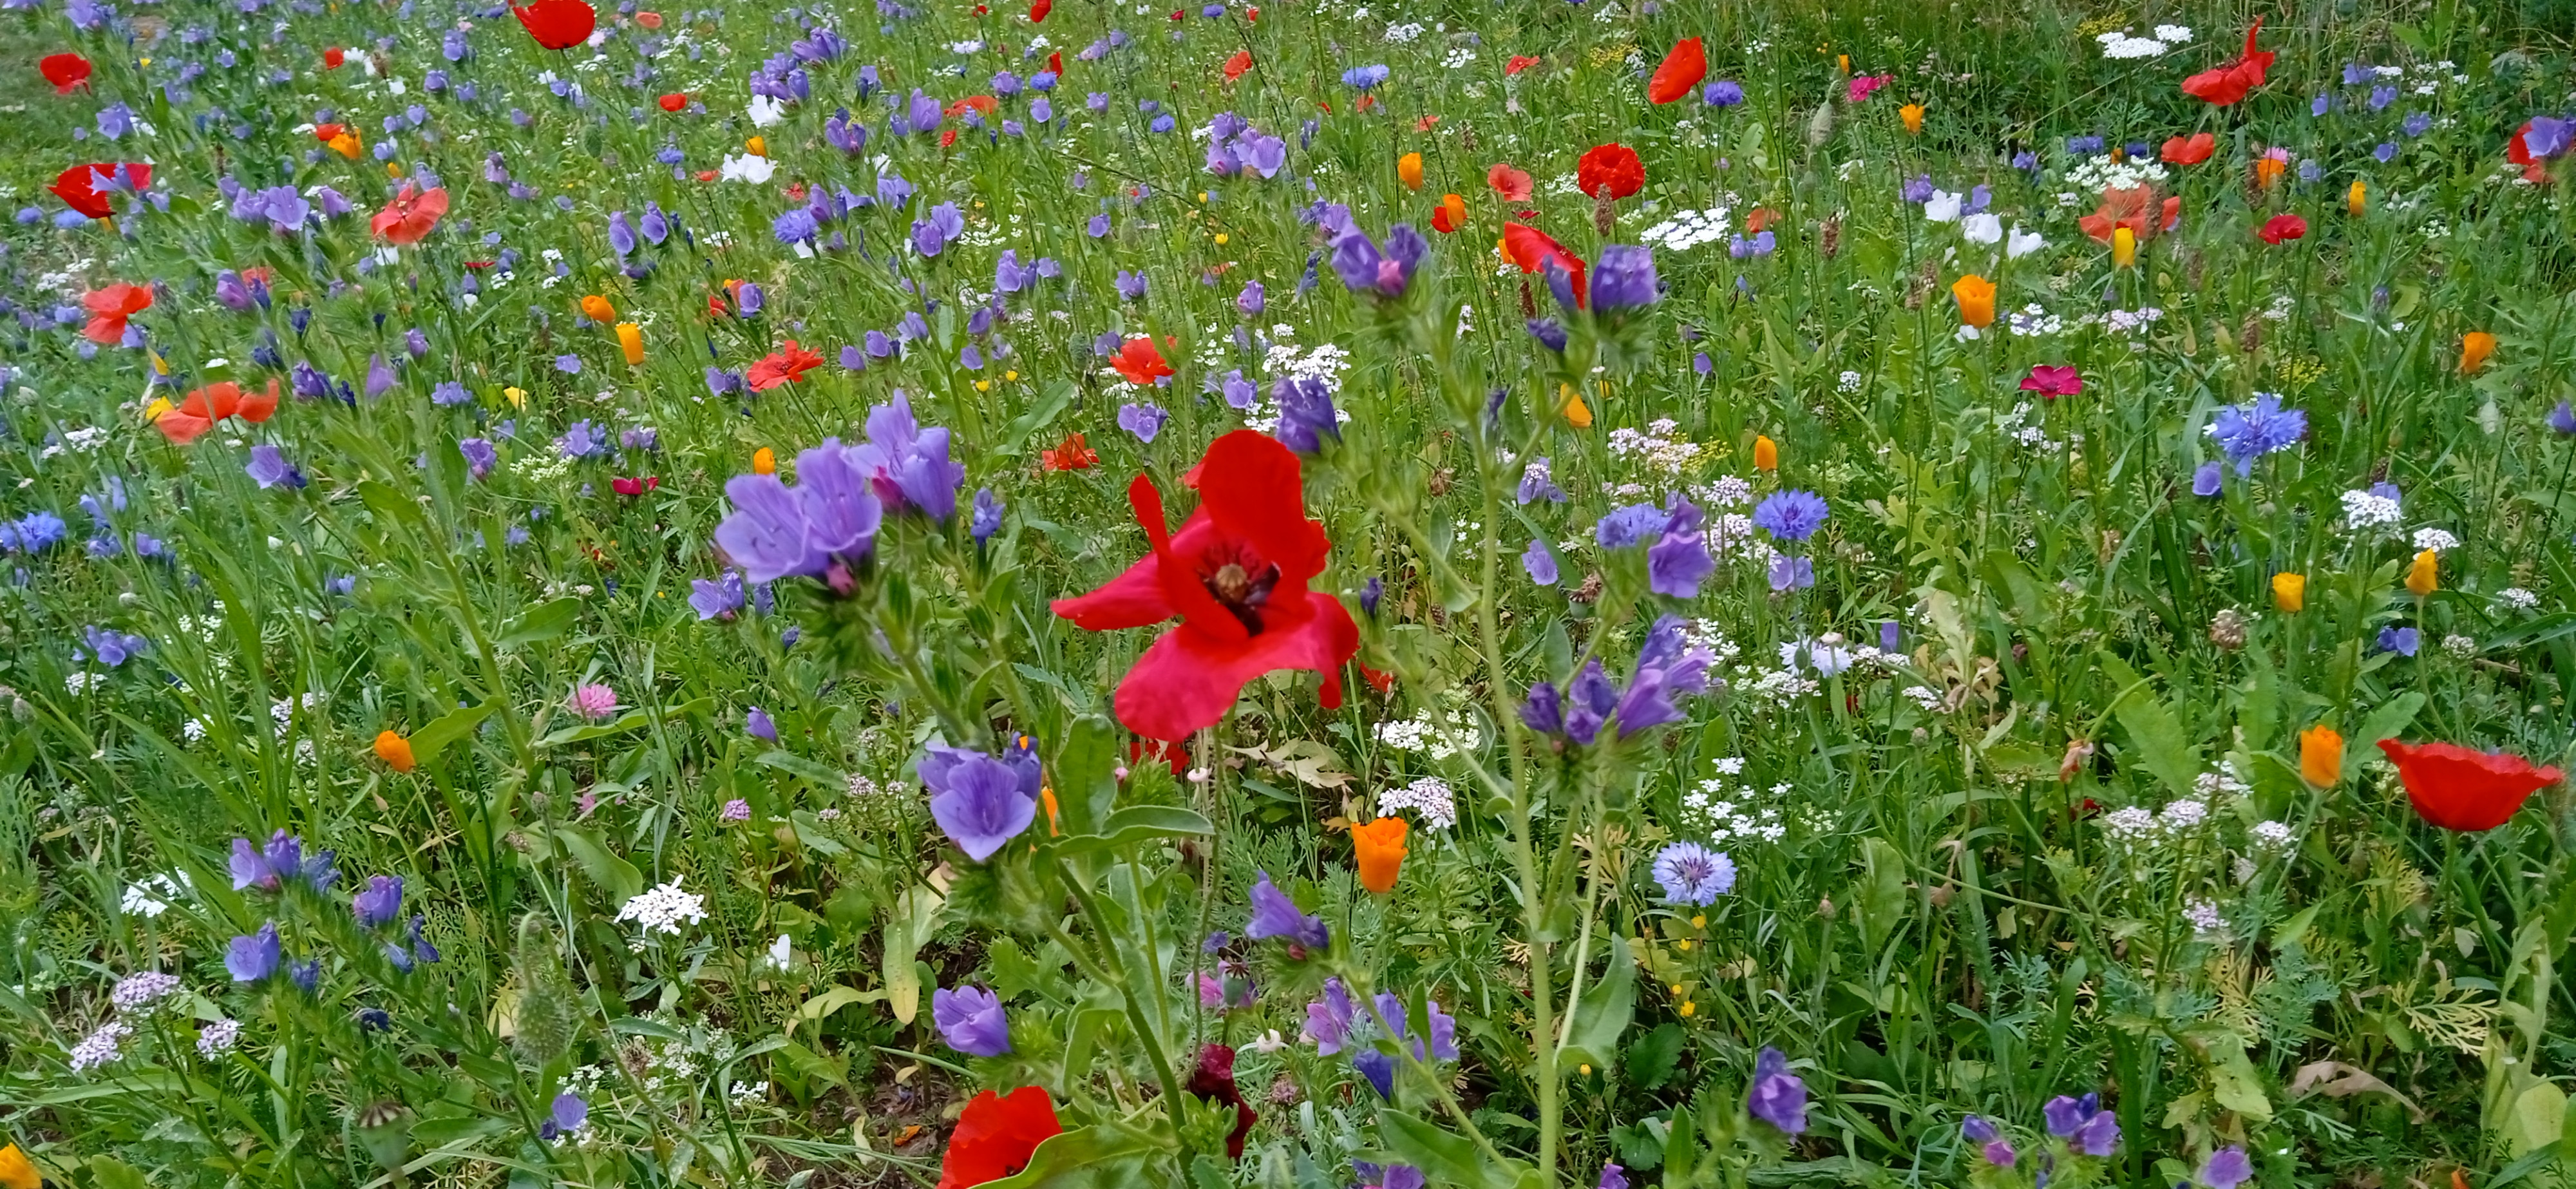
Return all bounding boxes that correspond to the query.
[0,1142,40,1189]
[328,132,363,159]
[1398,152,1425,191]
[752,447,777,475]
[2347,179,2367,216]
[1678,1000,1696,1018]
[1752,434,1779,471]
[503,386,527,407]
[142,396,174,423]
[2111,225,2137,268]
[2406,549,2438,596]
[1004,370,1019,382]
[2271,573,2305,613]
[386,162,403,178]
[1900,102,1925,135]
[616,322,644,365]
[974,379,990,392]
[1214,232,1229,245]
[1558,383,1593,428]
[746,135,768,157]
[2298,724,2343,788]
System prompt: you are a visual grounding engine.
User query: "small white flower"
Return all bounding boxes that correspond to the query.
[718,153,776,184]
[1961,211,2002,245]
[746,95,787,127]
[616,880,709,937]
[761,935,792,971]
[2412,527,2460,553]
[1923,189,1963,222]
[2005,225,2047,258]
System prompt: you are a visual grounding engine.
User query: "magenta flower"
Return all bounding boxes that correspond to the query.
[567,683,619,721]
[2021,365,2083,398]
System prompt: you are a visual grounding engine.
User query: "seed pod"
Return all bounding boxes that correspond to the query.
[511,915,579,1067]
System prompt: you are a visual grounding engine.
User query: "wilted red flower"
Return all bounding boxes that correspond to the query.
[2377,739,2563,832]
[2259,213,2307,244]
[2181,18,2274,106]
[50,163,148,220]
[1502,222,1587,308]
[1185,1044,1258,1159]
[80,283,152,346]
[1110,337,1174,386]
[513,0,598,49]
[746,340,825,390]
[936,1087,1063,1189]
[1646,37,1706,104]
[658,92,688,111]
[1052,430,1361,741]
[157,379,279,444]
[40,52,92,93]
[2160,131,2215,164]
[1486,162,1533,202]
[2019,365,2081,398]
[2076,185,2180,245]
[1504,54,1540,76]
[1576,143,1643,200]
[370,185,450,244]
[1222,50,1251,81]
[1041,432,1097,471]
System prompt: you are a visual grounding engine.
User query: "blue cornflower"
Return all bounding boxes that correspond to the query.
[1342,64,1390,90]
[1751,490,1828,541]
[2208,393,2307,475]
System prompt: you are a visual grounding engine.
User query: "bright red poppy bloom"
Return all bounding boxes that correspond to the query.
[1647,37,1706,104]
[80,283,151,346]
[324,46,346,68]
[2259,213,2307,244]
[370,185,450,244]
[2077,185,2180,245]
[2181,18,2274,106]
[1502,222,1588,308]
[611,476,660,496]
[1222,50,1252,81]
[633,8,662,25]
[1359,663,1394,693]
[947,95,999,119]
[2377,739,2563,832]
[1576,143,1644,200]
[937,1087,1063,1189]
[1504,55,1540,76]
[747,340,825,390]
[313,122,348,144]
[513,0,598,49]
[1110,338,1174,386]
[156,379,279,444]
[2160,131,2215,164]
[1046,51,1063,75]
[51,163,147,220]
[1028,0,1051,19]
[1052,430,1361,741]
[1185,1044,1258,1159]
[40,52,92,93]
[1040,431,1098,471]
[2020,365,2082,398]
[658,92,688,111]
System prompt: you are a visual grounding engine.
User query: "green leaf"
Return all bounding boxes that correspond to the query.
[1054,805,1215,857]
[537,709,652,748]
[1054,716,1119,836]
[2101,654,2199,796]
[408,699,497,766]
[882,884,945,1025]
[1560,937,1637,1072]
[980,1113,1177,1189]
[497,596,582,649]
[1375,1110,1523,1189]
[755,748,848,790]
[994,380,1077,458]
[2350,691,2427,763]
[551,827,643,903]
[1627,1022,1685,1092]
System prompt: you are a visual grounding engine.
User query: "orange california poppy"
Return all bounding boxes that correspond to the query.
[1352,816,1408,893]
[1430,193,1468,233]
[374,730,417,772]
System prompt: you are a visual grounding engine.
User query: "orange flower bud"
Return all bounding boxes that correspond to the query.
[1558,383,1593,428]
[1899,102,1924,135]
[1352,816,1408,894]
[328,132,363,159]
[2461,331,2497,374]
[2271,572,2305,613]
[580,294,616,323]
[1397,151,1425,191]
[2407,549,2438,596]
[2347,179,2367,216]
[1951,274,1994,328]
[746,135,768,157]
[752,446,777,475]
[1753,434,1778,471]
[374,730,416,773]
[2299,724,2344,788]
[616,322,645,365]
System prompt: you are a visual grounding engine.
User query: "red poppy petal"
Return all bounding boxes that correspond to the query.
[1113,593,1358,741]
[1193,431,1328,583]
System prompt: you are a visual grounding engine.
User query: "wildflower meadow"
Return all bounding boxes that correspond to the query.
[5,0,2576,1184]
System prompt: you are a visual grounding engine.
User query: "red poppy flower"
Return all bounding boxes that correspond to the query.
[1504,55,1540,76]
[156,378,279,444]
[1184,1044,1258,1160]
[40,52,92,93]
[324,46,346,68]
[313,122,347,144]
[370,185,450,245]
[1110,338,1174,386]
[1028,0,1050,19]
[633,9,661,26]
[50,162,147,220]
[1486,163,1533,202]
[747,340,825,390]
[611,476,660,496]
[2160,131,2215,164]
[513,0,598,50]
[1169,8,1184,19]
[2376,739,2563,832]
[1647,37,1705,104]
[1414,114,1441,132]
[1359,663,1394,694]
[2181,18,2273,106]
[1222,50,1251,81]
[1128,736,1188,776]
[2508,120,2555,184]
[1356,95,1378,113]
[1502,223,1587,308]
[658,92,688,111]
[948,95,1000,119]
[2018,365,2081,399]
[1041,431,1098,471]
[1046,51,1063,75]
[2076,185,2180,245]
[2259,213,2307,244]
[940,128,960,149]
[1576,143,1643,200]
[1052,430,1361,741]
[1430,193,1467,234]
[937,1087,1063,1189]
[80,283,151,346]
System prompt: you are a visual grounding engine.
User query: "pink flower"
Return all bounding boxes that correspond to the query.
[567,683,620,721]
[721,798,752,822]
[1847,73,1891,103]
[2020,365,2083,398]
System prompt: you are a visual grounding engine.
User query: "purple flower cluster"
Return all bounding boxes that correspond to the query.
[1330,224,1428,298]
[1520,615,1713,744]
[1246,871,1328,948]
[1204,112,1287,178]
[920,736,1042,862]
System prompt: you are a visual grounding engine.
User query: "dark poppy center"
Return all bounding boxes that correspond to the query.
[1201,555,1280,635]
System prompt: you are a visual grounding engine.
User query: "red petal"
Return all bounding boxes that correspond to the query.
[1194,431,1328,586]
[1114,591,1359,741]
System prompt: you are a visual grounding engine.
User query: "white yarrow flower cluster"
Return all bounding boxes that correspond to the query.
[110,971,183,1013]
[2183,898,2229,940]
[2498,587,2540,612]
[68,1020,135,1071]
[2412,527,2460,553]
[196,1017,242,1058]
[2341,488,2403,531]
[1373,710,1481,760]
[616,880,710,937]
[1639,207,1734,252]
[1378,777,1457,830]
